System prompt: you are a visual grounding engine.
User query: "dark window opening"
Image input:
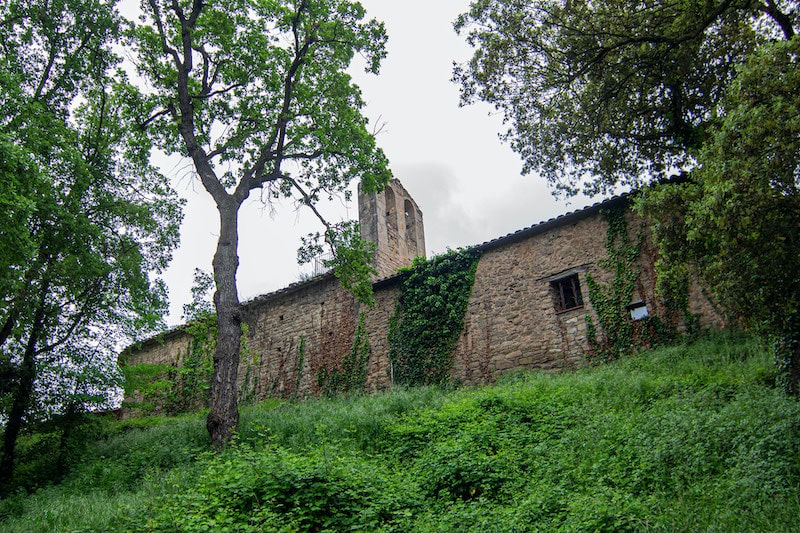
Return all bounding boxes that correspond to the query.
[552,274,583,313]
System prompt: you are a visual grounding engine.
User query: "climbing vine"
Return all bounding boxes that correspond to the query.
[122,268,264,413]
[585,207,642,362]
[122,313,266,413]
[238,323,261,405]
[171,313,217,411]
[121,313,215,415]
[316,312,371,397]
[388,248,482,386]
[585,207,674,361]
[632,186,699,336]
[120,362,175,414]
[294,336,306,400]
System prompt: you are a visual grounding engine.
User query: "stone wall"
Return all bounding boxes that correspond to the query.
[120,195,725,405]
[451,209,610,383]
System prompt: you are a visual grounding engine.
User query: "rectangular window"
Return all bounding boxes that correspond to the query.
[552,274,583,313]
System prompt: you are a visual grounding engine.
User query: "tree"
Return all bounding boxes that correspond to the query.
[641,37,800,393]
[0,0,182,487]
[455,0,800,391]
[454,0,795,196]
[130,0,391,447]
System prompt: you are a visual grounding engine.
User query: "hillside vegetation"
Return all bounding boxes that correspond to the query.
[2,331,799,532]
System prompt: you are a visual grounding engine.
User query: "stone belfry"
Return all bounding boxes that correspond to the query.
[358,178,426,278]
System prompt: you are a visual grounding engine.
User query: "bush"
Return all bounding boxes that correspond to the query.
[134,442,421,532]
[3,331,800,532]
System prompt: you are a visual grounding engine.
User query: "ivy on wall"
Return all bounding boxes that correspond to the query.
[120,362,177,414]
[122,314,216,415]
[388,248,482,387]
[316,312,371,397]
[238,322,261,406]
[172,314,217,411]
[585,206,674,362]
[585,207,642,361]
[122,312,261,413]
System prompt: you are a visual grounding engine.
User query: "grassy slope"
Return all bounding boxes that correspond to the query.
[2,331,799,532]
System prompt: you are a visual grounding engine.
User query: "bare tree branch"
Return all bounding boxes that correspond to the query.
[192,82,243,100]
[288,177,333,236]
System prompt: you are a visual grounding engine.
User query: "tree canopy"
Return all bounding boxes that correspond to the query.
[455,0,797,195]
[641,36,800,392]
[130,0,391,446]
[0,0,182,485]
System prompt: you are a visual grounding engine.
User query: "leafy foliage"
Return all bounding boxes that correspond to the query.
[134,442,415,532]
[173,270,217,411]
[585,206,673,361]
[0,0,182,485]
[388,249,482,386]
[4,332,800,532]
[456,0,800,393]
[122,269,218,415]
[181,269,216,322]
[639,36,800,392]
[585,207,642,361]
[300,221,378,305]
[454,0,795,196]
[173,316,217,413]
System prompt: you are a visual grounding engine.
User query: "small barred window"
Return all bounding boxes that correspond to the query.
[552,274,583,313]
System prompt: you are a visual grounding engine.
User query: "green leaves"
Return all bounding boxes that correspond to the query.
[458,0,800,391]
[639,36,800,391]
[131,0,390,199]
[585,207,642,361]
[131,0,390,445]
[389,249,482,387]
[0,0,183,434]
[138,442,414,532]
[455,0,791,195]
[6,333,800,530]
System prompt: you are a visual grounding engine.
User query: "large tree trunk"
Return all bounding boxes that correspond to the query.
[206,201,243,449]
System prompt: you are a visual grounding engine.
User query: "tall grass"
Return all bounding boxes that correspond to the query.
[2,331,798,532]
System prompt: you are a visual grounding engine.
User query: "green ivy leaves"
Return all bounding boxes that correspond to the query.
[388,249,482,387]
[586,207,642,362]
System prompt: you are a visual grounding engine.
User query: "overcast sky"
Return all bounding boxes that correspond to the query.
[158,0,596,325]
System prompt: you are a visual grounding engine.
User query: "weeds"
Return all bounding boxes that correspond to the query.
[2,331,798,532]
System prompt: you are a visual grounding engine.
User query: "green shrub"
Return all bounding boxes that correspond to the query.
[133,442,420,532]
[4,331,800,533]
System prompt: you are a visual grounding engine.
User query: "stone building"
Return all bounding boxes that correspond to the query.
[120,179,724,403]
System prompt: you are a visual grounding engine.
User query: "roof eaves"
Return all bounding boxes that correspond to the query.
[473,193,630,254]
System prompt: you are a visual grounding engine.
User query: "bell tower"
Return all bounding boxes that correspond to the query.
[358,178,426,278]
